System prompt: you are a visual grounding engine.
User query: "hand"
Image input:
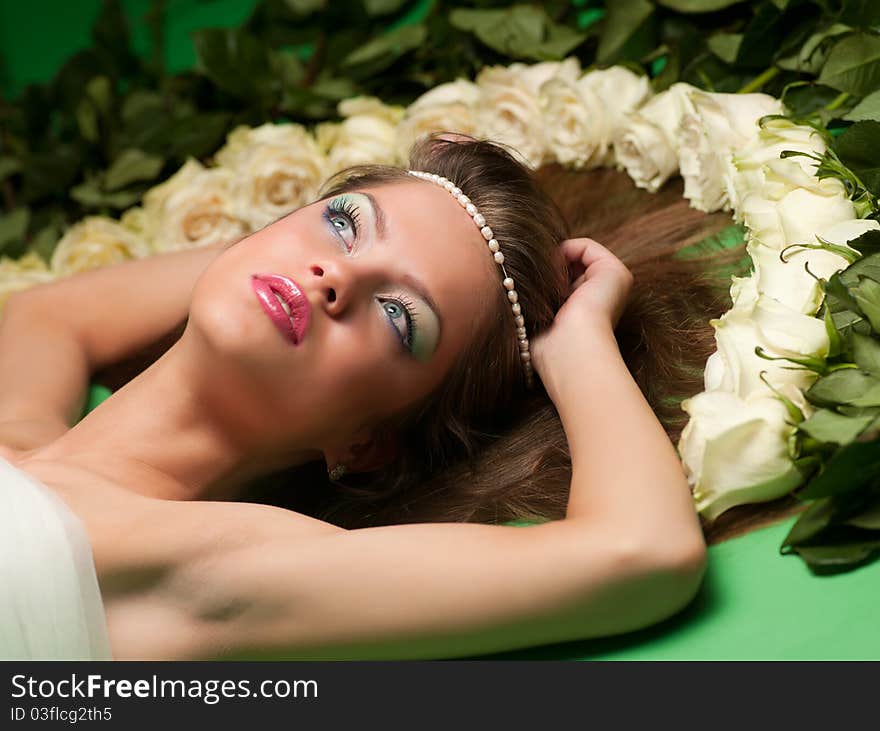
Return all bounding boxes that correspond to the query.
[531,237,634,379]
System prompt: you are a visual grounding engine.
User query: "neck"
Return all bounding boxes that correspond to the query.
[32,334,322,501]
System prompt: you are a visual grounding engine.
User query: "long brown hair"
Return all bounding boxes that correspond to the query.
[94,134,808,545]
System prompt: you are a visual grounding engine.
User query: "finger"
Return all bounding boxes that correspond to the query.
[559,237,595,261]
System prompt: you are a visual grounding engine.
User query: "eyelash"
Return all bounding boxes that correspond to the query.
[322,197,418,354]
[323,197,361,250]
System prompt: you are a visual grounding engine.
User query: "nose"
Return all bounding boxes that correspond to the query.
[309,257,373,317]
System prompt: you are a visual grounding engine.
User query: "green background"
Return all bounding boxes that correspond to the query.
[5,0,879,660]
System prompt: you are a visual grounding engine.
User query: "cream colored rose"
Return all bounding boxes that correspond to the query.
[740,187,855,251]
[748,218,879,315]
[337,95,405,127]
[142,158,248,252]
[614,83,698,192]
[395,79,483,163]
[0,252,55,314]
[475,62,574,168]
[678,91,783,212]
[727,119,827,215]
[705,291,828,401]
[538,76,610,169]
[517,58,581,90]
[578,66,652,165]
[50,215,152,277]
[678,389,804,522]
[215,124,328,231]
[316,98,404,175]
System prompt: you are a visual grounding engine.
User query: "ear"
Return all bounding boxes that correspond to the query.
[344,427,400,473]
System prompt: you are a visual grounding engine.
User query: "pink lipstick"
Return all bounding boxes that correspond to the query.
[251,273,311,345]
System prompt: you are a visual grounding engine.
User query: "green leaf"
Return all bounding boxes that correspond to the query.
[851,331,880,375]
[798,408,874,444]
[844,491,880,528]
[21,147,82,202]
[363,0,407,16]
[792,541,880,570]
[839,0,880,28]
[91,0,138,75]
[852,275,880,331]
[163,113,233,162]
[655,0,746,11]
[75,98,100,143]
[30,223,61,263]
[193,28,274,101]
[845,229,880,258]
[735,2,784,70]
[839,251,880,287]
[283,0,324,13]
[449,6,586,62]
[342,23,426,67]
[596,0,654,64]
[782,496,836,547]
[824,303,844,358]
[0,157,21,182]
[843,89,880,122]
[707,32,742,64]
[832,121,880,197]
[805,368,880,406]
[818,32,880,96]
[103,149,164,192]
[121,91,165,127]
[824,271,865,316]
[70,180,143,211]
[777,24,851,76]
[0,208,30,256]
[796,437,880,500]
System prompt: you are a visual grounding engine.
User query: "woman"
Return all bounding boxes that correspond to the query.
[0,135,707,660]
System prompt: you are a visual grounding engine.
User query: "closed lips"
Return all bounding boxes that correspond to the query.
[252,273,311,344]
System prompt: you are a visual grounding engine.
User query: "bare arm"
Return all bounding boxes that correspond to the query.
[107,322,706,660]
[0,242,227,434]
[111,516,703,660]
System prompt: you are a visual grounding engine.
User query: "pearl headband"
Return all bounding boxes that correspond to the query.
[407,169,534,389]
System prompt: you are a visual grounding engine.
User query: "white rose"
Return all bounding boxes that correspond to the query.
[538,76,610,169]
[707,291,829,400]
[395,79,483,162]
[728,272,758,310]
[474,63,559,168]
[316,96,405,173]
[727,119,827,215]
[0,252,55,314]
[215,124,328,231]
[578,66,652,161]
[740,187,855,250]
[50,215,152,277]
[614,83,698,192]
[678,90,783,212]
[751,218,880,314]
[514,58,581,94]
[678,390,804,522]
[817,217,880,252]
[337,96,405,127]
[143,158,248,252]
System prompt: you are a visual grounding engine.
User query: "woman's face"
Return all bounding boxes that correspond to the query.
[187,178,498,454]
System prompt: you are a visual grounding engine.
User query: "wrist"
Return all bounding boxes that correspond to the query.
[538,319,622,402]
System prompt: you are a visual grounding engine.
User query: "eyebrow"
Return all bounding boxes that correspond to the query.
[361,191,443,343]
